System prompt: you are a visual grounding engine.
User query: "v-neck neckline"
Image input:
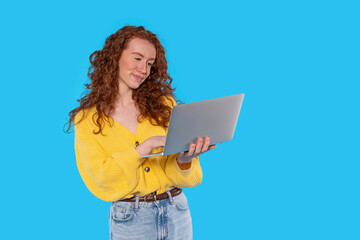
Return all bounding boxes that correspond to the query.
[89,106,142,141]
[110,116,140,139]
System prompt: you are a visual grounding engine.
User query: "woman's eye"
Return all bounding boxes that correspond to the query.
[148,62,153,66]
[135,58,141,61]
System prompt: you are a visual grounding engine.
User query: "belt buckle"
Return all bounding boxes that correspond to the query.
[144,191,157,203]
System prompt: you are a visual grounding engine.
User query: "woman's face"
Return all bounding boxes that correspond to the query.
[117,37,156,90]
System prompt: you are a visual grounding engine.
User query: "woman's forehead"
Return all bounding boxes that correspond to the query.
[125,38,156,59]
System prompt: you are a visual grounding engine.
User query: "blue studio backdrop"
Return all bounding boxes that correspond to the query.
[1,0,359,239]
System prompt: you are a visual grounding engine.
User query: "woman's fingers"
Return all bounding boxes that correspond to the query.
[194,137,203,154]
[191,137,216,156]
[186,142,196,156]
[182,137,216,160]
[177,138,217,164]
[201,137,210,153]
[208,144,217,151]
[149,135,166,149]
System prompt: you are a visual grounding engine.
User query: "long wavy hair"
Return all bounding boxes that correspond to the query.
[64,25,176,134]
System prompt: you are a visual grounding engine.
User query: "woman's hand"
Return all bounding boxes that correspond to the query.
[135,135,166,156]
[177,137,217,167]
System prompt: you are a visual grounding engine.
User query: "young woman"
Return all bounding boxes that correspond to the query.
[65,25,216,240]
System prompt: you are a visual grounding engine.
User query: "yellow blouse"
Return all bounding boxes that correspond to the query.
[74,100,203,202]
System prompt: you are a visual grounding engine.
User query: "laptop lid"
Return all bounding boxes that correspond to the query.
[162,93,244,155]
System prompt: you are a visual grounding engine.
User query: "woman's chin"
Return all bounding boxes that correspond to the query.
[130,83,141,90]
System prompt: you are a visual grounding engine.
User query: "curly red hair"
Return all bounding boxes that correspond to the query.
[64,25,177,134]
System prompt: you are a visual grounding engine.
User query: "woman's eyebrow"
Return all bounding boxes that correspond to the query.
[132,52,155,61]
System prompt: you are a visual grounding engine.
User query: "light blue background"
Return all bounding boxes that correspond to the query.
[1,0,359,239]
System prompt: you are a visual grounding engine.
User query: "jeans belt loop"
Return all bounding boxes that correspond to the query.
[144,191,157,203]
[134,196,140,211]
[166,190,174,204]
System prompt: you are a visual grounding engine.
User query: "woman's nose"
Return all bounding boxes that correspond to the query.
[137,61,147,74]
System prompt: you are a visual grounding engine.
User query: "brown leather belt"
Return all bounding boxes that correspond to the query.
[120,188,182,203]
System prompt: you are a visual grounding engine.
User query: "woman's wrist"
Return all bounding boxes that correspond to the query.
[177,161,192,170]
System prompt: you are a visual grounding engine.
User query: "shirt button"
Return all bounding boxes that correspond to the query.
[144,167,150,172]
[135,141,139,147]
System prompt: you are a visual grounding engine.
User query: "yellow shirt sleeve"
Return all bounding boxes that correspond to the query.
[74,111,145,202]
[164,154,203,188]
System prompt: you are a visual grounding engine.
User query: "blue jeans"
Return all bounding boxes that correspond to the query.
[109,191,192,240]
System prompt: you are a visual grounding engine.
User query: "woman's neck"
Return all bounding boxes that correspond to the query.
[116,83,135,108]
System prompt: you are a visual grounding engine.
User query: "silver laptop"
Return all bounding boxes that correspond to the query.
[140,93,244,158]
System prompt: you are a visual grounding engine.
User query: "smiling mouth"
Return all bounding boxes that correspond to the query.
[132,74,144,81]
